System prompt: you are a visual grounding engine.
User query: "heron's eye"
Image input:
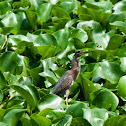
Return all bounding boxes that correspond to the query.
[76,51,80,53]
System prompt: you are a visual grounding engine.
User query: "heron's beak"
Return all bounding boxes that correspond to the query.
[83,51,94,53]
[79,51,94,55]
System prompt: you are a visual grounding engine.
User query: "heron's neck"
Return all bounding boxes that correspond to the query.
[71,57,80,70]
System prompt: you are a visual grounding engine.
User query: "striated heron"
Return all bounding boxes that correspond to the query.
[52,50,93,106]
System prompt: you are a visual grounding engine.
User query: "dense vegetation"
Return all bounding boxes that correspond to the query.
[0,0,126,125]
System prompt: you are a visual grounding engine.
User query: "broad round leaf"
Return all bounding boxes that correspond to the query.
[1,12,22,34]
[77,7,101,22]
[104,115,126,126]
[52,6,71,19]
[47,109,65,120]
[70,28,88,42]
[113,1,126,13]
[117,43,126,57]
[39,69,58,84]
[31,113,52,126]
[66,102,89,117]
[53,28,69,49]
[36,45,56,59]
[81,77,98,100]
[0,52,22,74]
[0,2,11,15]
[38,94,65,111]
[98,61,124,84]
[60,0,77,13]
[117,76,126,101]
[71,117,91,126]
[37,3,53,23]
[10,84,39,109]
[85,0,112,13]
[1,109,26,126]
[0,109,5,121]
[83,108,108,126]
[110,21,126,34]
[120,57,126,72]
[108,12,126,23]
[0,71,7,90]
[58,114,72,126]
[91,89,119,111]
[106,34,125,50]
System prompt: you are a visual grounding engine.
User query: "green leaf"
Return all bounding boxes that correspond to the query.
[71,117,91,126]
[52,6,71,19]
[117,76,126,101]
[98,61,124,84]
[85,0,112,13]
[13,0,31,8]
[53,28,69,49]
[91,89,119,111]
[83,108,108,126]
[117,43,126,57]
[28,67,42,86]
[28,0,43,9]
[3,72,18,86]
[106,34,125,50]
[21,115,32,126]
[110,21,126,34]
[92,22,114,48]
[1,12,22,34]
[70,28,88,42]
[26,33,38,42]
[0,1,11,16]
[25,10,37,30]
[34,33,57,46]
[0,109,26,126]
[38,108,52,117]
[0,109,5,121]
[77,20,94,29]
[39,69,58,84]
[47,109,65,120]
[113,1,126,13]
[120,57,126,72]
[66,102,89,117]
[104,115,126,126]
[79,14,92,21]
[36,45,56,59]
[15,41,37,56]
[0,27,13,34]
[0,91,3,103]
[31,113,52,126]
[10,84,39,109]
[39,58,58,85]
[37,3,53,23]
[0,52,21,74]
[5,97,24,109]
[77,7,101,22]
[108,12,126,23]
[81,77,98,100]
[41,58,58,71]
[0,71,7,90]
[58,114,72,126]
[60,0,77,13]
[0,52,29,76]
[38,94,65,111]
[0,34,6,47]
[9,34,29,42]
[77,21,114,48]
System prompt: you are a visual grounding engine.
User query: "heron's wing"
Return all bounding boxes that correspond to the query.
[52,71,73,95]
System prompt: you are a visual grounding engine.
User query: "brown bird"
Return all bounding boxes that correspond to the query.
[52,50,93,106]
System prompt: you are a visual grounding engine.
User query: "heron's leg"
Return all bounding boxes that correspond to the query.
[65,89,69,107]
